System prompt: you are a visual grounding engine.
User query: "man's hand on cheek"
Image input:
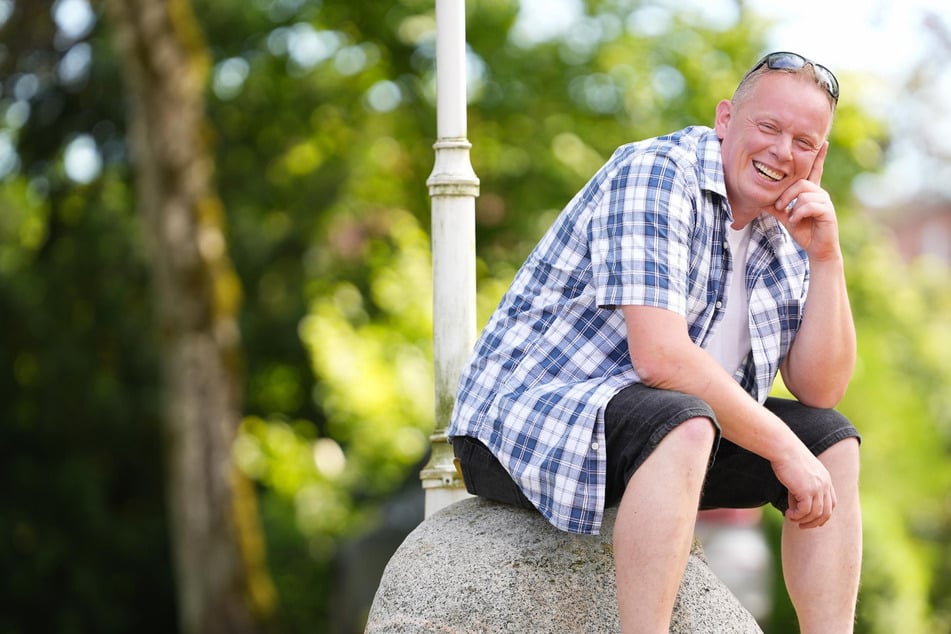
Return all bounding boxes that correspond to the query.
[766,143,842,260]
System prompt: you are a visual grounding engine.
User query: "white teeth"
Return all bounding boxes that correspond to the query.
[754,161,783,181]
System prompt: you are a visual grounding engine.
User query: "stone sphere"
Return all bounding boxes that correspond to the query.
[367,497,762,633]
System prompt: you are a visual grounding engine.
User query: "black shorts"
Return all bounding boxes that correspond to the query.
[453,383,861,514]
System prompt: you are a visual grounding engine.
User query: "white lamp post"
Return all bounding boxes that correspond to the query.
[420,0,479,517]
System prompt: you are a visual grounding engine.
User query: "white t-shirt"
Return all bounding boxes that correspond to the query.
[706,223,753,376]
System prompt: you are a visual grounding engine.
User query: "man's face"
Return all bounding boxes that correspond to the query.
[715,72,833,219]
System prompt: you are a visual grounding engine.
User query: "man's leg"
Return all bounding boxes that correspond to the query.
[782,437,862,633]
[614,417,716,633]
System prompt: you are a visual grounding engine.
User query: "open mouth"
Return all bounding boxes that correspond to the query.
[753,160,784,182]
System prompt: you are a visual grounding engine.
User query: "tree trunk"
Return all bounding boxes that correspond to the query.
[103,1,275,632]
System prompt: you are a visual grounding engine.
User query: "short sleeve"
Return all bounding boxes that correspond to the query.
[590,149,697,316]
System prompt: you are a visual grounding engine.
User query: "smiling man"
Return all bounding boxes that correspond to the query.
[449,52,862,632]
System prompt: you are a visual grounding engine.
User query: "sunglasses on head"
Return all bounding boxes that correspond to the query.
[744,51,840,102]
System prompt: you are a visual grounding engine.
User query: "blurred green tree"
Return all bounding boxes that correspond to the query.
[1,0,949,632]
[0,2,179,632]
[103,0,276,631]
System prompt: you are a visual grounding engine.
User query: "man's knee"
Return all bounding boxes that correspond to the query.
[819,436,861,488]
[677,415,717,443]
[819,436,860,463]
[662,416,717,460]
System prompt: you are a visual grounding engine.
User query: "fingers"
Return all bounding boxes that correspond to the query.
[774,183,828,215]
[774,185,809,216]
[784,189,830,221]
[772,142,829,212]
[772,447,838,529]
[786,486,837,529]
[808,141,828,185]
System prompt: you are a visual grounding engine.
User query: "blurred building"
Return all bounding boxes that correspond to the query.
[872,200,951,265]
[694,508,773,625]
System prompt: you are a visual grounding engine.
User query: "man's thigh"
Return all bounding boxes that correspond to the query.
[699,397,861,512]
[603,383,719,507]
[451,435,536,510]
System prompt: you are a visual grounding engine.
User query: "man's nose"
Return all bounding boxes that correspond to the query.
[771,134,793,161]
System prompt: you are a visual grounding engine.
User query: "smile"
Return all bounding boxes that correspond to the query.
[753,160,784,182]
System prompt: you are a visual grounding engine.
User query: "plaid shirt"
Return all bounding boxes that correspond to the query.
[449,126,809,534]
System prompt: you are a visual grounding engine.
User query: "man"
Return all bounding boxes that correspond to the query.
[449,51,861,632]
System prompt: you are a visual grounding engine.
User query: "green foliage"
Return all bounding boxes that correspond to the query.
[841,221,951,633]
[233,209,434,542]
[0,170,177,631]
[1,0,950,632]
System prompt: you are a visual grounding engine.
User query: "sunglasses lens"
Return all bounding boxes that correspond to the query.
[767,52,807,71]
[762,52,839,101]
[815,68,840,99]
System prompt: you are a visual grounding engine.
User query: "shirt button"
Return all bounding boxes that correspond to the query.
[591,442,600,450]
[715,301,723,309]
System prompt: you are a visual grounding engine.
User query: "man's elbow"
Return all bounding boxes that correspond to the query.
[782,355,855,409]
[789,381,850,409]
[630,352,684,391]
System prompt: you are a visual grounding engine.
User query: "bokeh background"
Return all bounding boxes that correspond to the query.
[1,0,949,633]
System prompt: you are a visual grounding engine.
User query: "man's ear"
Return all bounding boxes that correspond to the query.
[714,99,732,139]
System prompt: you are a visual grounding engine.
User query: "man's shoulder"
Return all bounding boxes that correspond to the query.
[603,127,721,196]
[610,126,717,171]
[619,125,713,151]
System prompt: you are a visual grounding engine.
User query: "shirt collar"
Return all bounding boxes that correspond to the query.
[697,128,728,200]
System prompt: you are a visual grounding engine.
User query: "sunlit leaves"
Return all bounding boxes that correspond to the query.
[236,209,434,538]
[0,177,49,273]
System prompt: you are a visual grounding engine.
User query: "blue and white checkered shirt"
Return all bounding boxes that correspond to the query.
[449,126,809,534]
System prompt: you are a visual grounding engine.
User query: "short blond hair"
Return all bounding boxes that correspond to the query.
[733,58,837,114]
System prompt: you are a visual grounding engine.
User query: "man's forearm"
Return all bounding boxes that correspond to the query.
[781,256,856,407]
[624,305,808,462]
